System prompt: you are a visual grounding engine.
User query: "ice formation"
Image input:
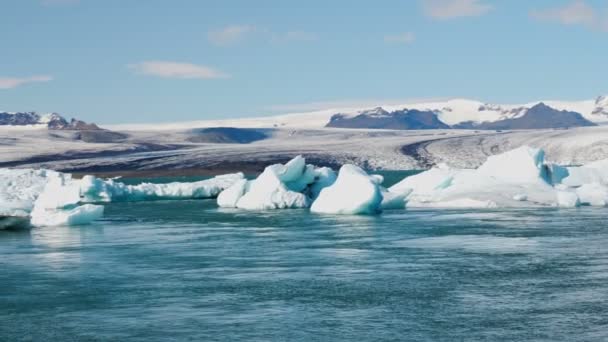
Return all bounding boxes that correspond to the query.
[28,171,104,227]
[218,156,338,210]
[389,145,608,209]
[311,164,383,215]
[80,173,244,203]
[5,145,608,227]
[0,167,244,227]
[0,168,54,218]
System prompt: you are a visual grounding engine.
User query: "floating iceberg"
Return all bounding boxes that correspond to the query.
[311,164,383,215]
[5,145,608,224]
[29,171,104,227]
[80,173,244,203]
[1,167,244,227]
[217,156,338,210]
[391,146,580,208]
[0,168,55,219]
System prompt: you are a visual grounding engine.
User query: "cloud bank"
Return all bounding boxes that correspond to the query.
[531,0,608,32]
[128,61,229,79]
[421,0,492,19]
[0,75,53,89]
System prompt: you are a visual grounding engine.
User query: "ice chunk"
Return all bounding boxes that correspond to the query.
[399,146,560,208]
[217,179,249,208]
[475,146,549,184]
[308,167,337,200]
[80,173,244,203]
[311,164,383,215]
[235,164,309,210]
[30,204,104,227]
[561,159,608,187]
[513,194,528,201]
[30,172,104,226]
[556,191,580,208]
[389,164,455,197]
[576,183,608,206]
[218,156,336,210]
[380,188,411,210]
[0,168,57,217]
[548,164,570,185]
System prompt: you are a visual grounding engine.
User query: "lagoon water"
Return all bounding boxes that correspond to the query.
[2,174,608,341]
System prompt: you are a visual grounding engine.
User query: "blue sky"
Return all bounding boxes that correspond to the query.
[1,0,607,124]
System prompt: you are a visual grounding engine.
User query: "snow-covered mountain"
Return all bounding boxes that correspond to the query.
[0,111,101,130]
[103,95,608,131]
[327,107,450,130]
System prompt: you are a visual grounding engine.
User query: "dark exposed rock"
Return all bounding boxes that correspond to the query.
[326,107,450,130]
[467,103,596,130]
[186,127,268,144]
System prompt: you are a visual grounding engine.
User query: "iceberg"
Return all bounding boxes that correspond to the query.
[218,156,337,210]
[29,171,104,227]
[556,190,580,208]
[561,159,608,187]
[395,146,562,208]
[80,173,244,203]
[311,164,383,215]
[0,168,55,219]
[576,183,608,206]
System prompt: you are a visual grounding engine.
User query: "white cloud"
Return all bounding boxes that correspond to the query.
[384,32,416,44]
[531,1,608,31]
[421,0,492,19]
[0,75,53,89]
[208,25,317,45]
[207,25,257,46]
[129,61,228,79]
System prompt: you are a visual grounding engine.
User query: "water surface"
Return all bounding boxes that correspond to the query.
[2,189,608,341]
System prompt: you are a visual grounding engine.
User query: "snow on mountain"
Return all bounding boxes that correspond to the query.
[532,96,608,123]
[0,111,102,130]
[47,95,608,131]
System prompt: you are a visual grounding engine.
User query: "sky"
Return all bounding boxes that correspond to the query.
[1,0,607,124]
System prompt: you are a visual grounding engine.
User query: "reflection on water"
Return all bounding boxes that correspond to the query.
[2,200,608,341]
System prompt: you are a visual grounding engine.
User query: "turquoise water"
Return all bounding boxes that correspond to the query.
[2,175,608,341]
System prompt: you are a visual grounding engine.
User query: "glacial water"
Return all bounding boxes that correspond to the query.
[2,174,608,341]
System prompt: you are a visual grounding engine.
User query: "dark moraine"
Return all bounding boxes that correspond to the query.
[186,127,269,144]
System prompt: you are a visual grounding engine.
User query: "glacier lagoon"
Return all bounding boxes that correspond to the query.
[3,185,608,341]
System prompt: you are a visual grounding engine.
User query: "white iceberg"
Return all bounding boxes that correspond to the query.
[556,190,580,208]
[80,173,244,203]
[311,164,383,215]
[395,146,561,208]
[0,168,56,219]
[217,179,249,208]
[561,159,608,187]
[218,156,337,210]
[575,183,608,206]
[29,171,104,227]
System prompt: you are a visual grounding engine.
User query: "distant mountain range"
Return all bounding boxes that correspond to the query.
[327,107,451,130]
[4,95,608,132]
[328,102,597,130]
[0,111,100,130]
